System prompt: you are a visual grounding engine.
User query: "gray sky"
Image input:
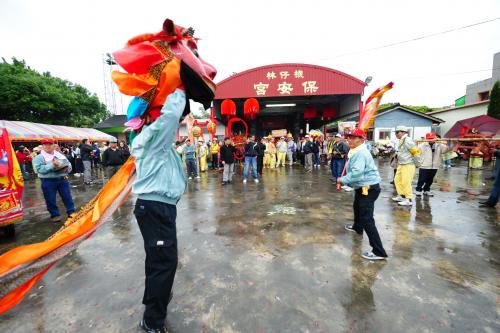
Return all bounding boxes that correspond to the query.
[1,0,499,115]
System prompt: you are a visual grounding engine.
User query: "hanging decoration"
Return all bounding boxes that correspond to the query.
[221,99,236,118]
[303,106,317,120]
[207,120,217,135]
[191,125,202,137]
[243,98,260,120]
[322,106,336,120]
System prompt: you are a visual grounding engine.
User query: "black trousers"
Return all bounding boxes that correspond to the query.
[416,169,438,192]
[211,154,219,169]
[134,199,178,329]
[257,155,264,175]
[352,184,387,257]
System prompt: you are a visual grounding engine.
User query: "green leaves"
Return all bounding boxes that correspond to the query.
[0,57,110,127]
[487,81,500,120]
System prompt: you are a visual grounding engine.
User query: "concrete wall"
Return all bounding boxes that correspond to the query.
[429,102,488,136]
[339,95,361,117]
[465,52,500,104]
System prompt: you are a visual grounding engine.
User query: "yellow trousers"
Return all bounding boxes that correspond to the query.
[277,152,287,167]
[395,164,416,199]
[269,153,276,168]
[264,153,270,168]
[200,156,208,172]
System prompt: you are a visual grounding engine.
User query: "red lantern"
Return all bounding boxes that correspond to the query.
[207,120,217,135]
[322,106,336,120]
[221,99,236,118]
[243,98,260,120]
[303,107,317,120]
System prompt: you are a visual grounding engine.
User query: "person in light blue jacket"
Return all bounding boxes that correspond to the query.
[339,128,388,261]
[33,138,75,222]
[131,88,187,331]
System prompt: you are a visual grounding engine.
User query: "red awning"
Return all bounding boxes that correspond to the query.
[445,115,500,138]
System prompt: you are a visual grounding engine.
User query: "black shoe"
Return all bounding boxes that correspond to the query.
[222,181,227,185]
[479,201,495,207]
[139,320,167,333]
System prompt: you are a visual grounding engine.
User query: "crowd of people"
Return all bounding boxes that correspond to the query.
[13,138,131,222]
[14,139,131,183]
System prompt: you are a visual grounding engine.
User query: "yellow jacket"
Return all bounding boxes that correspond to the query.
[210,143,220,154]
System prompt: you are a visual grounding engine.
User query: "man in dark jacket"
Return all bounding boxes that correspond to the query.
[480,148,500,207]
[79,138,93,185]
[243,135,259,183]
[303,135,314,172]
[220,137,236,184]
[256,138,266,175]
[101,138,125,180]
[331,133,349,183]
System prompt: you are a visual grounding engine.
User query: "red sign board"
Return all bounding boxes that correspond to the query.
[215,63,366,99]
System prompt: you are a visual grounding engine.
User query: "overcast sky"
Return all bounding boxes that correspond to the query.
[1,0,499,115]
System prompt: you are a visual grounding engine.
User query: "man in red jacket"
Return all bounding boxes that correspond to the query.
[16,146,30,180]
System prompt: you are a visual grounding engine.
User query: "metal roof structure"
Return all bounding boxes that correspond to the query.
[214,63,366,100]
[1,120,115,142]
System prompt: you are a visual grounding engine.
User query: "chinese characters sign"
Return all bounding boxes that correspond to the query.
[253,69,320,96]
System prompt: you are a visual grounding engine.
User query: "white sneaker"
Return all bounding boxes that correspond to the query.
[392,196,404,202]
[342,186,354,192]
[196,176,200,179]
[424,191,434,197]
[398,199,413,206]
[254,179,259,183]
[415,191,422,196]
[243,179,247,183]
[188,177,192,180]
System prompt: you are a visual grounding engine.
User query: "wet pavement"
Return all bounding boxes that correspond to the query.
[0,160,499,333]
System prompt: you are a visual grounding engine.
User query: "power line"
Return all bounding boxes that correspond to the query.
[394,66,500,80]
[314,17,500,62]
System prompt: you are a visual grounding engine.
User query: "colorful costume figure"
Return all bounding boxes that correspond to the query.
[0,128,24,237]
[0,19,217,325]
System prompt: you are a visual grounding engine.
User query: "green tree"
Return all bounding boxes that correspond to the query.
[487,80,500,120]
[0,57,110,127]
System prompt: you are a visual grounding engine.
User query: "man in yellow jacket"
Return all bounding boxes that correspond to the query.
[210,138,220,170]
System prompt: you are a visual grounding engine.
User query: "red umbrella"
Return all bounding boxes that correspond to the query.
[445,115,500,138]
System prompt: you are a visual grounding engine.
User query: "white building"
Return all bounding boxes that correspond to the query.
[427,101,489,136]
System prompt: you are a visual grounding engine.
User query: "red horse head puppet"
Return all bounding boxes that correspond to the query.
[112,18,217,134]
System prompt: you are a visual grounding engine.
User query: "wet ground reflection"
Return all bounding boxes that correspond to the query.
[1,161,498,332]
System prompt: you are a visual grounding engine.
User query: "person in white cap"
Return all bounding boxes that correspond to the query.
[392,126,421,206]
[276,136,288,167]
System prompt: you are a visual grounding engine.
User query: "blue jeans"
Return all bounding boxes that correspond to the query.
[313,153,320,165]
[20,163,28,179]
[331,158,345,178]
[243,156,258,180]
[485,166,500,206]
[186,159,198,177]
[41,177,75,217]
